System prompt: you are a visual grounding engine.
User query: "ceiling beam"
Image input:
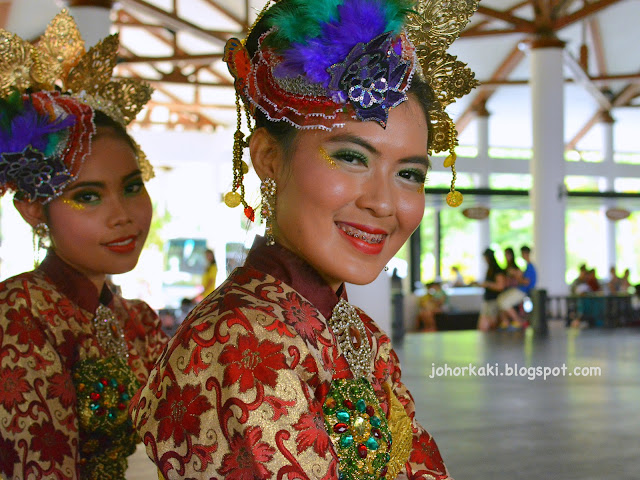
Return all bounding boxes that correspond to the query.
[563,50,612,110]
[456,46,526,132]
[566,82,640,149]
[553,0,625,30]
[119,53,224,65]
[118,0,232,43]
[200,0,246,30]
[475,5,533,29]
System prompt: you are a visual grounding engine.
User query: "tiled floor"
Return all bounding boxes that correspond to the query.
[394,321,640,480]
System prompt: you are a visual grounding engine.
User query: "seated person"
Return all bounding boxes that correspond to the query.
[416,280,448,332]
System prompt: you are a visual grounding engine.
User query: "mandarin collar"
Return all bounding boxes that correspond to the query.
[38,250,114,312]
[244,236,347,320]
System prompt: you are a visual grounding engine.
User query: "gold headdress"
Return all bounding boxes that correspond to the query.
[223,0,478,215]
[407,0,479,206]
[0,10,154,202]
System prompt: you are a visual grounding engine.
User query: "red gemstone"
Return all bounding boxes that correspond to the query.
[333,423,349,434]
[380,465,388,477]
[366,405,375,417]
[100,378,108,386]
[244,206,255,221]
[357,443,368,458]
[372,428,382,439]
[118,403,126,410]
[344,400,355,410]
[96,407,106,416]
[90,392,101,401]
[118,384,126,393]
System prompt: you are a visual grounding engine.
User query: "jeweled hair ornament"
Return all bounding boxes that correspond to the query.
[224,0,478,215]
[0,10,154,203]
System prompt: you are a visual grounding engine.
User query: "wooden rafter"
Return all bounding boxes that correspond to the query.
[456,46,526,133]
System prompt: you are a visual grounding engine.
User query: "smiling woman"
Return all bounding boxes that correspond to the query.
[130,0,478,479]
[0,11,167,479]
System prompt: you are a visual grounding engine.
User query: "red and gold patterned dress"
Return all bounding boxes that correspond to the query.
[0,252,168,479]
[131,237,451,480]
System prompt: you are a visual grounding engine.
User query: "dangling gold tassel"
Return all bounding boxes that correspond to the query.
[444,122,463,207]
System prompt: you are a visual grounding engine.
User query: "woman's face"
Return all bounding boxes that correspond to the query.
[272,97,429,291]
[46,128,152,290]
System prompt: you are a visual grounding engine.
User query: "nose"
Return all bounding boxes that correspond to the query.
[355,172,395,217]
[108,196,133,227]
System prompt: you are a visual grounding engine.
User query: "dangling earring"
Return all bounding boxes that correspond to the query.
[33,223,50,266]
[260,177,277,246]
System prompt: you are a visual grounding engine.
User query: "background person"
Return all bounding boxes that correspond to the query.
[0,12,167,478]
[477,248,506,331]
[130,0,478,478]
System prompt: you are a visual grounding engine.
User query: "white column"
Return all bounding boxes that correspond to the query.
[601,113,616,271]
[68,0,113,47]
[529,39,567,296]
[475,105,491,279]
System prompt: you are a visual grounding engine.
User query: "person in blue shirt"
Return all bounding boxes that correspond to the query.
[519,245,537,295]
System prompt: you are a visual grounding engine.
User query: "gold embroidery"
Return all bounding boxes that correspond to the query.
[384,383,413,478]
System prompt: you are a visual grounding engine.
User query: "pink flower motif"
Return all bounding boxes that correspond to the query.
[219,334,288,393]
[46,373,76,409]
[6,308,46,348]
[280,292,325,347]
[218,426,275,479]
[0,366,30,412]
[293,410,331,457]
[155,383,213,447]
[28,422,72,465]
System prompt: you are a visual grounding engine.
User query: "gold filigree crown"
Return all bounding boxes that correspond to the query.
[0,9,152,127]
[407,0,479,155]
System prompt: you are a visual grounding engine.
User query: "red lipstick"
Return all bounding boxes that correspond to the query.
[104,235,137,253]
[336,222,387,255]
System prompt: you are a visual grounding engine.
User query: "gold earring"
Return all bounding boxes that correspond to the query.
[260,177,277,246]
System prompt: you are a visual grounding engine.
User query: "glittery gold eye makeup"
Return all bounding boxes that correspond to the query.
[318,147,338,169]
[62,198,86,211]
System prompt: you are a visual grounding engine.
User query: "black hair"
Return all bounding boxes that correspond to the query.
[93,110,137,153]
[244,1,436,154]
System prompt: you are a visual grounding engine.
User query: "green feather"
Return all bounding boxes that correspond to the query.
[268,0,342,45]
[383,0,416,33]
[0,90,24,132]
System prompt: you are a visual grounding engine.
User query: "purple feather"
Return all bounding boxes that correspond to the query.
[0,101,75,155]
[275,0,389,87]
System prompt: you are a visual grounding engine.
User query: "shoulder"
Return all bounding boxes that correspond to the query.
[0,269,53,313]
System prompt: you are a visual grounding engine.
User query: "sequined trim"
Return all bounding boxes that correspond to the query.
[93,304,129,359]
[328,299,372,379]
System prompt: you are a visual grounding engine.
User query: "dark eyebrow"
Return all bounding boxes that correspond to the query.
[327,134,431,169]
[65,170,143,192]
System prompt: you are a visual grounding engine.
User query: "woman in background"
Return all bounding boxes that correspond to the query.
[478,248,506,331]
[131,0,478,478]
[0,12,167,478]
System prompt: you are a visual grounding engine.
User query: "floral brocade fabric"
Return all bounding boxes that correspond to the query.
[131,238,452,479]
[0,252,168,479]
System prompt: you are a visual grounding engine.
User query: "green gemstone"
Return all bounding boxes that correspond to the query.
[95,382,104,392]
[356,399,366,412]
[366,437,379,450]
[370,416,381,427]
[340,434,354,448]
[336,409,350,423]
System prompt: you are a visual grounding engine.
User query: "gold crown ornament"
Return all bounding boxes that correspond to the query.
[223,0,479,214]
[0,10,154,202]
